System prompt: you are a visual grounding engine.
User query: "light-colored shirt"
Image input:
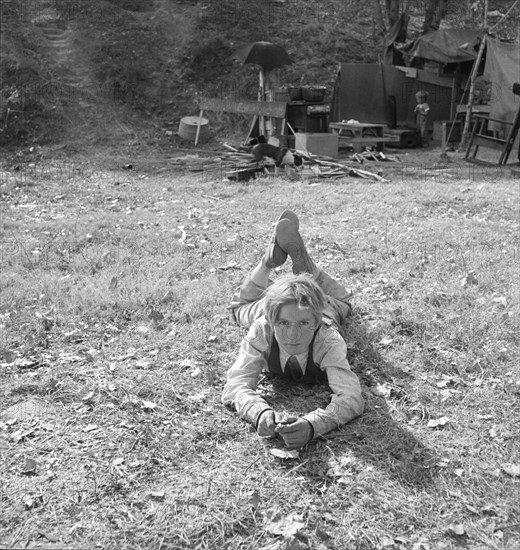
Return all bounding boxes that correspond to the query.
[415,102,430,117]
[279,348,308,374]
[222,316,364,437]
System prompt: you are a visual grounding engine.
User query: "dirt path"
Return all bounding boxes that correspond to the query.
[29,0,138,152]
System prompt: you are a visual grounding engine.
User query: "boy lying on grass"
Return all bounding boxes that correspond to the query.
[222,211,364,449]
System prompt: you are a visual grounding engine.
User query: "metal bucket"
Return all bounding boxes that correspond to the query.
[178,116,209,141]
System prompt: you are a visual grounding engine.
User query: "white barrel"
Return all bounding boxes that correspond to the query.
[178,116,209,141]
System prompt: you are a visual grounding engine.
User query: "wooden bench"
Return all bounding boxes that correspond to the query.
[329,122,399,152]
[196,97,288,145]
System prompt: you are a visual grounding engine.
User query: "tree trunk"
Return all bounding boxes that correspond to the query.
[372,0,387,39]
[385,0,400,28]
[422,0,448,34]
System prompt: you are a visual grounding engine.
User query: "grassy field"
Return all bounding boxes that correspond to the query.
[1,150,519,549]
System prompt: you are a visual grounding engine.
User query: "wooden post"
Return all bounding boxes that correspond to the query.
[460,34,487,150]
[245,115,259,144]
[194,109,204,146]
[259,69,266,136]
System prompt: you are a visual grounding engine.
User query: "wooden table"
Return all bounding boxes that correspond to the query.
[329,122,391,152]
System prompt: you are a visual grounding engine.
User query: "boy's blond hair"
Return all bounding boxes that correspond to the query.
[264,274,325,325]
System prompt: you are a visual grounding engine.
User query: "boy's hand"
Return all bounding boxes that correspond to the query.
[276,418,313,449]
[257,409,277,437]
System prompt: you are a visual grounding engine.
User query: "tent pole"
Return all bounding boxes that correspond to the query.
[459,33,487,150]
[259,68,265,137]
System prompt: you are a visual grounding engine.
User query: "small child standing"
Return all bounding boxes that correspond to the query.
[222,210,364,449]
[414,90,431,147]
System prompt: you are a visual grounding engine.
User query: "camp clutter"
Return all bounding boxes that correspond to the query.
[172,143,400,183]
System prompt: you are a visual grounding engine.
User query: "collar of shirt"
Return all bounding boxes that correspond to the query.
[279,348,309,375]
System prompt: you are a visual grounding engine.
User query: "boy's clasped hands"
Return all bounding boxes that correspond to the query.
[257,410,314,449]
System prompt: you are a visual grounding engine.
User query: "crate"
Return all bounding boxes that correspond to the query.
[433,120,462,145]
[295,133,339,158]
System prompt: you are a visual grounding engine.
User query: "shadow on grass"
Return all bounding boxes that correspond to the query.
[262,312,439,489]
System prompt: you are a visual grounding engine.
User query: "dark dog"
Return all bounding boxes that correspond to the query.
[251,143,303,175]
[248,135,268,146]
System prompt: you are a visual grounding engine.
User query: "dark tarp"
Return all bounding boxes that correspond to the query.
[330,63,454,128]
[392,28,482,65]
[383,13,410,65]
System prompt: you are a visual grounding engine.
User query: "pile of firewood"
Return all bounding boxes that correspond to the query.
[169,143,400,182]
[350,150,401,163]
[293,149,390,182]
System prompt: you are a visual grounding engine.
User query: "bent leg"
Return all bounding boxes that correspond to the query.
[228,210,298,327]
[315,269,352,328]
[228,275,268,328]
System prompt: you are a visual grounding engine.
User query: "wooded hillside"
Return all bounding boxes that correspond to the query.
[1,0,518,148]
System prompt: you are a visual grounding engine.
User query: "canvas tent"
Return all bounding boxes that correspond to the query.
[482,36,520,134]
[331,29,520,145]
[395,28,482,65]
[330,63,456,129]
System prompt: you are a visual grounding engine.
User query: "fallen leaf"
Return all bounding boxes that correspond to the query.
[270,448,299,460]
[0,349,15,363]
[283,536,308,550]
[501,463,520,477]
[83,424,99,432]
[149,309,164,322]
[24,494,43,510]
[177,226,187,243]
[370,383,392,398]
[179,359,197,369]
[447,523,466,536]
[189,392,206,403]
[37,531,58,542]
[491,296,507,307]
[161,290,175,303]
[461,271,478,287]
[20,457,38,475]
[264,510,305,537]
[141,400,157,411]
[14,357,40,369]
[109,276,118,290]
[427,417,449,429]
[82,391,96,402]
[11,429,36,442]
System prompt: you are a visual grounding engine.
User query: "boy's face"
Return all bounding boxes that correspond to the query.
[273,304,318,355]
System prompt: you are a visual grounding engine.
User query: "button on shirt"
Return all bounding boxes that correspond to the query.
[222,315,365,438]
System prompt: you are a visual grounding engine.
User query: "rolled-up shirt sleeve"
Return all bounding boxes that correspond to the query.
[301,326,364,437]
[222,320,364,437]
